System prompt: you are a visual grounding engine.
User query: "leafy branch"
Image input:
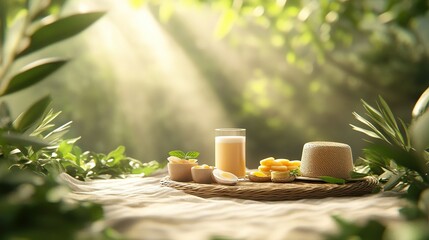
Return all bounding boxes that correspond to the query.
[0,1,157,238]
[335,93,429,239]
[0,1,104,151]
[2,106,163,180]
[350,96,411,150]
[350,96,429,192]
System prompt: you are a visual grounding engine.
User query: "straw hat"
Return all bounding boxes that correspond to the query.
[300,141,354,179]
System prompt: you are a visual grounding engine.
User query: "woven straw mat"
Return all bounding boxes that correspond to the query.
[160,177,379,201]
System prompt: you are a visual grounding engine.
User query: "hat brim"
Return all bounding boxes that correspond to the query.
[296,176,366,182]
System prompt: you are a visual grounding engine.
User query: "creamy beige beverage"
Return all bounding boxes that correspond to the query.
[215,136,246,178]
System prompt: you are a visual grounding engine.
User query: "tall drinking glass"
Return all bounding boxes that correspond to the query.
[215,128,246,178]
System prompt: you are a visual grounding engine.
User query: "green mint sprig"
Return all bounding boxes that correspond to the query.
[169,150,200,159]
[290,168,300,177]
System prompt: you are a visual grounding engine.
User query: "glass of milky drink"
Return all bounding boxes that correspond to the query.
[215,128,246,178]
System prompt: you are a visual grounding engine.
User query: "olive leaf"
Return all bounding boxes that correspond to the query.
[16,12,105,58]
[0,58,67,96]
[0,131,50,151]
[350,171,368,179]
[319,176,346,184]
[13,95,51,132]
[350,96,410,148]
[367,143,428,181]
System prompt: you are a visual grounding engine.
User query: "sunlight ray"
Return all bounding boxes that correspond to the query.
[72,0,232,163]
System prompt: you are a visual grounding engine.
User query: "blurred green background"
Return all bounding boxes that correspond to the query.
[5,0,429,168]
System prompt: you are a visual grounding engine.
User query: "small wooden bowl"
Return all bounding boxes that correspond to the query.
[168,163,197,182]
[191,167,214,184]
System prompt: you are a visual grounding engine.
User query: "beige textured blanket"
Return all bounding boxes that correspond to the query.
[61,172,404,240]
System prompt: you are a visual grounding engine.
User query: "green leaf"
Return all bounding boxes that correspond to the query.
[360,158,385,175]
[350,171,368,179]
[351,112,390,143]
[368,144,428,180]
[43,160,64,176]
[169,150,185,158]
[353,97,410,149]
[361,98,399,143]
[361,99,382,120]
[30,109,61,136]
[185,151,200,159]
[350,124,381,139]
[399,118,411,149]
[60,158,85,175]
[407,181,429,202]
[290,168,300,177]
[383,172,403,191]
[106,146,126,165]
[0,58,67,96]
[319,176,346,184]
[132,160,160,176]
[359,219,386,240]
[57,141,73,157]
[72,145,83,166]
[377,96,405,145]
[365,112,396,140]
[329,215,359,237]
[0,131,50,150]
[13,95,51,132]
[215,9,237,39]
[378,96,400,131]
[43,121,72,143]
[361,147,393,174]
[17,11,105,57]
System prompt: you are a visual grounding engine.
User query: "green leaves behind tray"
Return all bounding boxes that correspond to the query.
[319,176,346,184]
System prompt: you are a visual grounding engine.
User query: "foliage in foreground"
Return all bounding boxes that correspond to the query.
[351,95,429,197]
[327,92,429,239]
[0,162,123,240]
[0,1,161,238]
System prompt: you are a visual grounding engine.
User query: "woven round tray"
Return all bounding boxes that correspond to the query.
[160,176,379,201]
